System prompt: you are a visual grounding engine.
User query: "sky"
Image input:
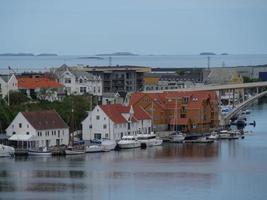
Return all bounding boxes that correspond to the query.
[0,0,267,55]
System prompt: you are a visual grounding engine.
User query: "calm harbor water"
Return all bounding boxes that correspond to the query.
[1,54,267,72]
[1,98,267,200]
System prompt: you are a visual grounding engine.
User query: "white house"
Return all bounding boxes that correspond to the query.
[6,110,69,149]
[55,65,102,96]
[82,104,152,141]
[0,74,18,99]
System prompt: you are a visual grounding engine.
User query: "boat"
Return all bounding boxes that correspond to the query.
[101,139,117,152]
[28,147,52,156]
[168,131,185,143]
[85,144,103,153]
[85,139,116,153]
[65,107,85,155]
[207,131,219,140]
[65,146,85,155]
[218,130,240,140]
[184,135,214,143]
[137,133,163,147]
[117,136,141,149]
[242,109,251,115]
[0,144,15,157]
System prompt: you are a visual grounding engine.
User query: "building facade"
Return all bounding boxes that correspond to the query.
[0,74,18,98]
[55,65,102,96]
[79,66,151,93]
[130,91,219,133]
[18,77,63,101]
[82,104,151,141]
[6,110,69,148]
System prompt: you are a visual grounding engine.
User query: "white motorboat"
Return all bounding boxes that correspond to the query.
[137,133,163,147]
[0,144,15,157]
[117,136,141,149]
[85,139,116,153]
[207,131,219,140]
[65,146,85,155]
[218,130,240,139]
[101,139,117,152]
[28,147,52,156]
[168,131,185,143]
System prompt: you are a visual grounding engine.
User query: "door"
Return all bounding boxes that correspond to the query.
[46,140,49,147]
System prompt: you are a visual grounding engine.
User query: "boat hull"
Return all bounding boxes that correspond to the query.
[118,142,141,149]
[28,151,52,156]
[85,145,103,153]
[65,149,85,155]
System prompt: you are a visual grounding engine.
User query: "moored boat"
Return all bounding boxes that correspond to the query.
[218,130,240,140]
[85,139,116,153]
[0,144,15,157]
[117,136,141,149]
[137,133,163,147]
[65,146,85,155]
[207,131,219,140]
[28,147,52,156]
[168,131,185,143]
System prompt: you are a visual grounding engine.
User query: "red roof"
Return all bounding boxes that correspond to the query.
[130,91,217,111]
[22,110,68,130]
[100,104,151,124]
[18,77,63,89]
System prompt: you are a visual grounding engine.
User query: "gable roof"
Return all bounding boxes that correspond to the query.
[69,69,95,80]
[99,104,151,124]
[21,110,69,130]
[130,91,217,111]
[0,74,15,83]
[18,77,63,89]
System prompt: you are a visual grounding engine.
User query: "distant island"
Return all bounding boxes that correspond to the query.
[0,53,58,56]
[37,53,58,56]
[221,53,229,55]
[0,53,34,56]
[79,56,104,60]
[200,52,216,56]
[96,52,138,56]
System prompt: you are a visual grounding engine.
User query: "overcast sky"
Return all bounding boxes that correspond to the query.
[1,0,267,55]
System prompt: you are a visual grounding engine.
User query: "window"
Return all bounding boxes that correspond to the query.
[180,114,186,118]
[19,123,22,128]
[89,125,92,129]
[12,132,16,135]
[80,87,86,93]
[96,115,100,120]
[65,78,71,83]
[128,123,131,130]
[105,133,108,138]
[103,124,107,129]
[182,97,189,104]
[26,132,29,135]
[27,124,29,128]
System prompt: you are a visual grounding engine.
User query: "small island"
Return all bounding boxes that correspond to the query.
[79,56,104,60]
[96,52,138,56]
[37,53,58,56]
[200,52,216,56]
[221,53,229,55]
[0,53,34,56]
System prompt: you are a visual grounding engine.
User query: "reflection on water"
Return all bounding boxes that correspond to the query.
[1,99,267,200]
